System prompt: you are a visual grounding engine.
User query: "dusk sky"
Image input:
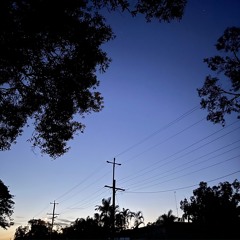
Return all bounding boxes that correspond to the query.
[1,1,240,239]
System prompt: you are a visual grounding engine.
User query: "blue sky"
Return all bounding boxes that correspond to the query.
[1,0,240,239]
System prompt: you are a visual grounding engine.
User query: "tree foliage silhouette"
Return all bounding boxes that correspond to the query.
[155,209,177,225]
[115,208,135,230]
[0,179,14,229]
[62,217,103,239]
[95,197,115,229]
[0,0,187,158]
[132,210,144,229]
[14,219,55,240]
[180,180,240,227]
[27,219,50,239]
[14,226,29,240]
[198,27,240,126]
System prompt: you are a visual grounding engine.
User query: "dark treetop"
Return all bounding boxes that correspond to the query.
[0,0,187,158]
[198,27,240,126]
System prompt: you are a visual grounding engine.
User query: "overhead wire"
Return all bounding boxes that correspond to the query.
[56,162,110,202]
[128,154,240,192]
[122,125,240,187]
[124,141,240,189]
[114,105,200,158]
[119,120,240,184]
[33,203,52,219]
[121,117,205,165]
[125,170,240,194]
[57,170,112,204]
[58,187,109,215]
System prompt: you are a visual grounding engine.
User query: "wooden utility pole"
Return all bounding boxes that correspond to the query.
[105,158,125,237]
[48,201,59,240]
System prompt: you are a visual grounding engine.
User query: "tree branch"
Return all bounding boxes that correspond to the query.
[233,50,240,64]
[221,89,240,97]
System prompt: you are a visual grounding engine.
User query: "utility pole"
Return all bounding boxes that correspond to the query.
[105,158,125,237]
[47,201,59,240]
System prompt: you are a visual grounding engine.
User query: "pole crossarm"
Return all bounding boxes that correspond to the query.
[105,185,125,192]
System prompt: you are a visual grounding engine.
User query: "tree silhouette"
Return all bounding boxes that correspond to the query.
[27,219,50,239]
[0,0,187,158]
[93,212,101,226]
[13,219,63,240]
[95,197,116,229]
[14,226,29,240]
[132,211,144,229]
[0,179,14,229]
[155,209,177,225]
[63,217,102,239]
[180,180,240,227]
[198,27,240,126]
[115,208,135,231]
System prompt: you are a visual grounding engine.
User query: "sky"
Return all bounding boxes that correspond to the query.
[1,0,240,239]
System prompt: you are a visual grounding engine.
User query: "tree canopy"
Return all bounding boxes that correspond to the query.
[180,179,240,227]
[13,198,144,239]
[14,219,51,240]
[0,179,14,229]
[0,0,187,158]
[198,27,240,126]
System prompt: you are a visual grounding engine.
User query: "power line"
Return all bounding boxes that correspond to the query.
[58,171,111,204]
[119,121,240,184]
[121,117,205,165]
[124,143,240,189]
[122,132,240,188]
[58,187,109,215]
[33,204,52,219]
[56,162,110,201]
[129,154,240,192]
[125,170,240,194]
[115,105,200,158]
[157,140,240,177]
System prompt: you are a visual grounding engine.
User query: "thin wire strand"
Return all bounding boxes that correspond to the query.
[115,105,199,158]
[125,143,240,189]
[129,154,239,192]
[125,170,240,194]
[119,121,239,184]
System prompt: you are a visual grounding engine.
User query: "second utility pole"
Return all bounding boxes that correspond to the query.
[105,158,124,237]
[48,201,59,240]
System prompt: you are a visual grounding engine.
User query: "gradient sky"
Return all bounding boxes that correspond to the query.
[1,0,240,239]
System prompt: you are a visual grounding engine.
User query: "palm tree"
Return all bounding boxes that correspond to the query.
[122,208,135,229]
[132,211,144,229]
[95,197,119,229]
[156,210,177,225]
[95,197,112,228]
[115,208,135,231]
